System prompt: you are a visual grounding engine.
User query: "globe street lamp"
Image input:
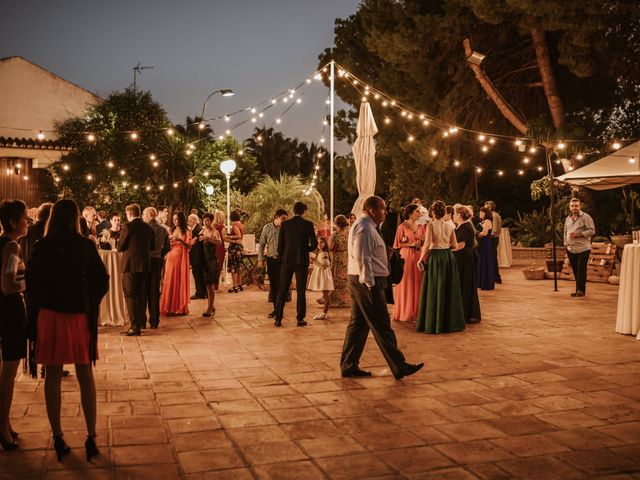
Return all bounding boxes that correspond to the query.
[199,89,234,132]
[205,184,214,212]
[219,159,237,231]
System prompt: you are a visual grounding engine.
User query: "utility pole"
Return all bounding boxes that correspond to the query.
[133,62,154,92]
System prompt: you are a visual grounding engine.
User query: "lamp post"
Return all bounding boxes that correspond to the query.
[219,159,237,231]
[199,89,234,132]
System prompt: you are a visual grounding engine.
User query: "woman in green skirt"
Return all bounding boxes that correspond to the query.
[416,200,466,334]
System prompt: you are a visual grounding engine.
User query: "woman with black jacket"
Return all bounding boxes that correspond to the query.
[26,199,108,462]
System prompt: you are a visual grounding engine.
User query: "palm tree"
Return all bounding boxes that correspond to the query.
[243,174,324,234]
[175,116,213,140]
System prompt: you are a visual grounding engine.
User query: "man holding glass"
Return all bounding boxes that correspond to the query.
[564,198,595,297]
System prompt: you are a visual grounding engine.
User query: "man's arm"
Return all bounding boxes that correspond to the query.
[258,224,268,262]
[277,223,285,260]
[579,214,596,240]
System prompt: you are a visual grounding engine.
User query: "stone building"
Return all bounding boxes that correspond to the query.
[0,56,101,205]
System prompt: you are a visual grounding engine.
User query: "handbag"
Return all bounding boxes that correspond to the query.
[389,249,405,284]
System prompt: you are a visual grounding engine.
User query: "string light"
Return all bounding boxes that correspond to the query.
[453,160,460,167]
[408,135,415,142]
[149,154,156,160]
[159,185,165,190]
[478,134,486,141]
[129,132,139,140]
[63,164,70,171]
[119,169,126,176]
[613,142,621,150]
[106,161,114,168]
[198,122,205,130]
[537,166,544,171]
[557,142,566,150]
[187,178,193,184]
[514,139,522,146]
[518,170,524,175]
[37,131,45,140]
[152,161,159,167]
[384,117,391,124]
[529,146,536,154]
[576,154,584,160]
[430,149,438,157]
[422,119,429,126]
[145,185,151,191]
[224,116,230,122]
[629,157,636,164]
[166,128,174,136]
[86,133,96,142]
[523,157,530,164]
[86,174,93,181]
[22,175,29,181]
[488,138,496,145]
[497,170,504,176]
[476,167,483,173]
[173,183,178,188]
[481,145,489,153]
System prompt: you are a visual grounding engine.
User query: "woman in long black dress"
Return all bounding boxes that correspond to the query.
[452,205,481,323]
[476,207,495,290]
[201,213,221,316]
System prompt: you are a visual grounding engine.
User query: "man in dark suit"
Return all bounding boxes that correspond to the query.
[119,203,154,336]
[143,207,170,329]
[274,202,318,327]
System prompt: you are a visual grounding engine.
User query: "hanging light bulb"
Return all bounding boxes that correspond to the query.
[107,161,114,168]
[488,137,496,145]
[476,167,483,173]
[514,139,522,146]
[152,161,159,167]
[54,176,60,182]
[443,131,450,138]
[430,149,438,157]
[390,100,396,106]
[122,181,128,187]
[63,164,70,171]
[408,135,415,142]
[145,185,151,191]
[159,185,165,191]
[576,153,584,160]
[529,146,537,154]
[37,131,45,140]
[271,98,277,104]
[133,185,139,190]
[557,141,566,150]
[523,157,530,164]
[276,118,281,124]
[382,100,388,107]
[453,160,461,167]
[86,133,96,142]
[203,171,210,177]
[259,112,264,118]
[481,145,489,153]
[478,134,486,141]
[497,170,504,176]
[613,142,621,150]
[250,107,257,114]
[23,175,29,181]
[129,132,139,140]
[119,169,126,176]
[384,117,391,124]
[537,166,544,171]
[224,115,230,122]
[187,178,193,184]
[166,128,174,136]
[86,174,93,181]
[173,182,178,188]
[198,122,205,130]
[149,154,156,160]
[629,157,636,164]
[518,169,524,175]
[449,127,458,134]
[422,119,430,126]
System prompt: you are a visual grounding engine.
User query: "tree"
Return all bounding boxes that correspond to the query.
[318,0,640,215]
[51,90,259,212]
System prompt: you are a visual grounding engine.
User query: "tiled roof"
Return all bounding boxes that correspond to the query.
[0,136,72,150]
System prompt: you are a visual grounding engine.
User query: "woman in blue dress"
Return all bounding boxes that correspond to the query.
[476,206,495,290]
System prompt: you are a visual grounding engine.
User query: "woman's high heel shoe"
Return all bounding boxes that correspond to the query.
[9,429,18,440]
[85,435,99,462]
[0,434,18,451]
[53,434,70,461]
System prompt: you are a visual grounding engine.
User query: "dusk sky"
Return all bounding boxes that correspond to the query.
[0,0,361,151]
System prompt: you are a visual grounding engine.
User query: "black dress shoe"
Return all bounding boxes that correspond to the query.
[394,362,424,380]
[121,328,141,337]
[341,368,372,378]
[274,319,282,327]
[267,310,276,318]
[575,291,585,297]
[296,320,307,327]
[150,323,158,329]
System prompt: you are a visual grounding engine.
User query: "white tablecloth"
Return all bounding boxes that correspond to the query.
[98,250,128,326]
[615,243,640,339]
[498,228,513,268]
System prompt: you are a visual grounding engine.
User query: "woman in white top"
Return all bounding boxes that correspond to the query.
[308,237,334,319]
[415,200,466,334]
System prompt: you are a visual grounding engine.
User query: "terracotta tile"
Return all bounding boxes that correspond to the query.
[242,440,307,465]
[354,430,424,450]
[113,465,183,480]
[497,456,583,479]
[377,446,453,473]
[482,400,543,417]
[112,426,168,446]
[490,433,570,457]
[258,395,312,410]
[166,416,221,434]
[406,467,479,479]
[112,444,175,466]
[536,410,605,429]
[269,407,325,423]
[253,460,325,480]
[548,428,624,450]
[280,419,343,440]
[226,425,290,446]
[178,447,244,473]
[434,440,514,464]
[435,421,507,442]
[315,453,393,479]
[173,430,232,452]
[185,468,253,480]
[209,399,264,414]
[160,403,212,418]
[156,391,205,405]
[487,415,558,436]
[296,435,365,457]
[557,449,638,475]
[218,411,276,429]
[595,421,640,444]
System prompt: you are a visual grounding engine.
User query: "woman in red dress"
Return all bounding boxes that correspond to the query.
[160,211,191,315]
[392,204,425,322]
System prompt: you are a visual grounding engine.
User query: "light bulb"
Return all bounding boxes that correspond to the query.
[119,169,125,176]
[523,157,530,164]
[478,134,486,141]
[453,160,460,167]
[166,128,174,136]
[401,111,407,117]
[514,139,522,146]
[476,167,482,173]
[251,107,257,114]
[481,145,489,152]
[613,142,621,150]
[430,149,438,157]
[226,129,232,135]
[557,142,566,150]
[133,185,139,190]
[218,135,224,140]
[198,123,205,130]
[276,118,281,124]
[488,138,496,145]
[23,175,29,181]
[130,132,138,140]
[408,135,415,142]
[529,146,536,154]
[87,133,96,142]
[187,178,193,184]
[537,166,544,171]
[271,98,276,104]
[629,157,636,164]
[86,174,93,181]
[150,154,156,160]
[145,185,151,191]
[296,98,302,104]
[384,118,391,124]
[159,185,165,190]
[498,170,504,176]
[63,164,70,171]
[37,131,45,140]
[449,127,458,134]
[173,183,178,188]
[518,170,524,175]
[107,161,114,168]
[576,154,584,160]
[382,101,388,107]
[152,161,159,167]
[423,119,429,126]
[443,131,449,138]
[224,116,230,122]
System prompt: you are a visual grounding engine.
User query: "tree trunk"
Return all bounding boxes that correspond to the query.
[463,39,529,135]
[530,25,566,131]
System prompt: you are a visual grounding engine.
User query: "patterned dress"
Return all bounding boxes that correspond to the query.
[329,230,350,307]
[226,221,244,274]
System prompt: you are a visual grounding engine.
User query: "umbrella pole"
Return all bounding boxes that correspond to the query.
[330,60,335,226]
[546,146,559,292]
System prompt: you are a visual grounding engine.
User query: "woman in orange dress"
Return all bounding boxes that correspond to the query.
[160,211,191,315]
[392,204,425,322]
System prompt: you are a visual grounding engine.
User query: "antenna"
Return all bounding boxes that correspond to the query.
[133,62,154,92]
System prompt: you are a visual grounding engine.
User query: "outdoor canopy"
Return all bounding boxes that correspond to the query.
[557,140,640,190]
[351,101,378,215]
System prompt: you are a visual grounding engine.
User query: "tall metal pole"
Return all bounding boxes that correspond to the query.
[225,173,231,231]
[546,146,559,292]
[330,60,335,226]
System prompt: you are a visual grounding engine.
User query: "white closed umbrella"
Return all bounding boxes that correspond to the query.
[351,101,378,215]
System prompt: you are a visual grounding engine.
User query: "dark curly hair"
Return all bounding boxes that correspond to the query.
[172,211,188,233]
[403,203,419,220]
[479,206,493,221]
[334,214,349,229]
[430,200,446,219]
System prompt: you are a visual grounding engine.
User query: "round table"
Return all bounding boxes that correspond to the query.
[498,228,513,268]
[98,250,129,327]
[615,243,640,339]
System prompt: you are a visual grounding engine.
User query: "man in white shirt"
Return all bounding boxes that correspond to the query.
[341,196,424,380]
